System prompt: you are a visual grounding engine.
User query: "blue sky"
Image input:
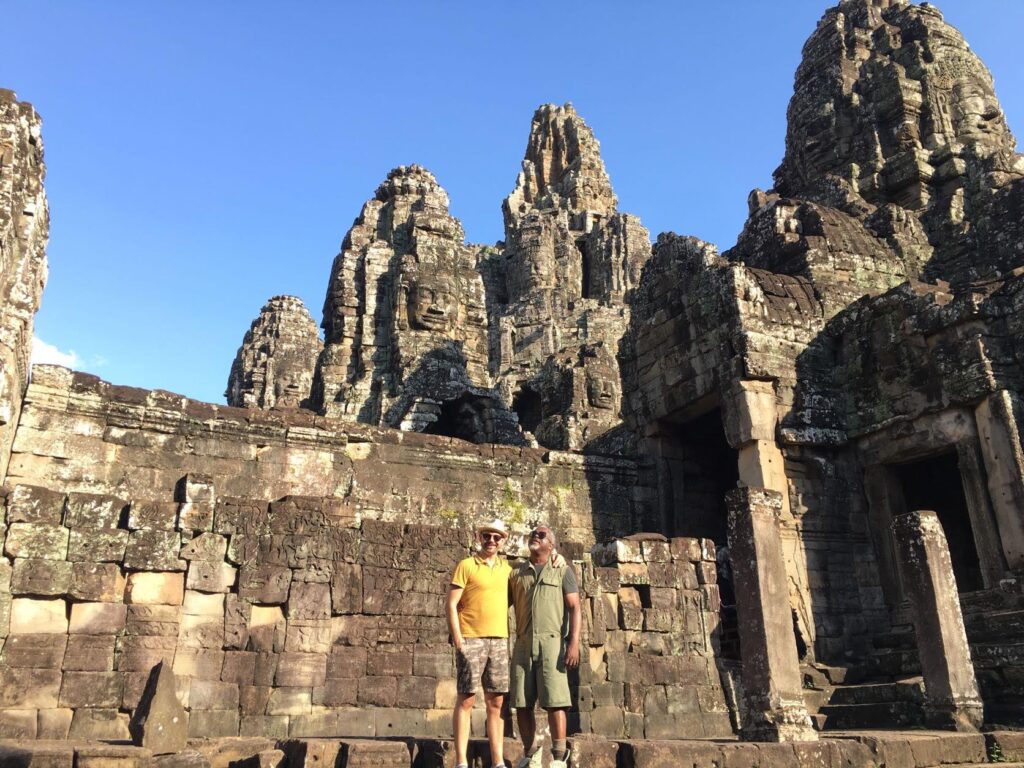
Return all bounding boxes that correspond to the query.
[5,1,1024,404]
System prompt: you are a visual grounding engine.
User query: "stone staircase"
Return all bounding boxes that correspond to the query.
[802,660,925,731]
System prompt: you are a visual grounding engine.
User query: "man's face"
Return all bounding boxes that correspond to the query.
[478,530,506,557]
[528,526,554,557]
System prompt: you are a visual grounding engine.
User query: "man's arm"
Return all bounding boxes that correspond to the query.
[564,590,581,668]
[446,585,465,650]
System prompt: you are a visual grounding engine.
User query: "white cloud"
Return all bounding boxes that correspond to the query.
[31,337,81,369]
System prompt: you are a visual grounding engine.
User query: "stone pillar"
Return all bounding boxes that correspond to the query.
[891,511,984,731]
[974,391,1024,570]
[726,486,817,742]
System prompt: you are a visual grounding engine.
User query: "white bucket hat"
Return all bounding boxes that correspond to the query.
[477,518,509,537]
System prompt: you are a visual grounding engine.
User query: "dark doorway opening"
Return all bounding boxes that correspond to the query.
[893,451,983,593]
[659,408,739,544]
[423,395,489,444]
[512,387,543,434]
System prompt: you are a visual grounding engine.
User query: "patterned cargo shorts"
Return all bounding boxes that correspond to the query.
[455,637,510,695]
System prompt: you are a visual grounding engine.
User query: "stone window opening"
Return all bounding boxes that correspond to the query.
[577,239,591,300]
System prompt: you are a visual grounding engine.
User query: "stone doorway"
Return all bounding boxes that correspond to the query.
[661,407,739,544]
[512,386,543,434]
[892,452,984,593]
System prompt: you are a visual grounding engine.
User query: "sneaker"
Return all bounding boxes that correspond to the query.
[515,749,543,768]
[550,748,571,768]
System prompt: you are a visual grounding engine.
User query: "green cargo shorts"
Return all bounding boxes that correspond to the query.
[510,634,572,709]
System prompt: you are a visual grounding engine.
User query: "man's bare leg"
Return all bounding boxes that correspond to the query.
[516,706,538,755]
[453,693,475,765]
[485,692,505,766]
[547,708,568,761]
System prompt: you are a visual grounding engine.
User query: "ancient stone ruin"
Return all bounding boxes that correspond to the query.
[3,1,1024,766]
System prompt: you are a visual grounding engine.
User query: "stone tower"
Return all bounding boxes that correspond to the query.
[314,165,522,443]
[486,103,650,450]
[0,90,48,481]
[226,295,322,409]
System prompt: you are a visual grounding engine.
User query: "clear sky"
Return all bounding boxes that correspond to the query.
[5,1,1024,404]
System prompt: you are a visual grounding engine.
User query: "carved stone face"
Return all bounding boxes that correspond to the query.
[274,371,307,408]
[586,369,616,410]
[954,80,1003,141]
[408,281,454,332]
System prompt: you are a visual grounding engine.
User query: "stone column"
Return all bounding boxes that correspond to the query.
[891,511,984,731]
[726,486,817,742]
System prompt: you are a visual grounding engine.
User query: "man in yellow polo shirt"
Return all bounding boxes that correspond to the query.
[446,518,512,768]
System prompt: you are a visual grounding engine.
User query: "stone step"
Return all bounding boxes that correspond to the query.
[871,630,916,650]
[820,701,923,730]
[827,677,924,706]
[963,608,1024,640]
[802,687,831,713]
[862,648,921,679]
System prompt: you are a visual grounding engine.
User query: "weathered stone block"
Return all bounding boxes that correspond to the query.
[10,597,67,634]
[11,558,72,596]
[128,501,180,531]
[126,572,185,605]
[3,632,68,668]
[125,530,185,571]
[60,671,123,708]
[178,612,225,649]
[224,594,251,650]
[117,635,178,672]
[287,710,375,738]
[642,540,671,562]
[240,716,289,740]
[358,675,398,706]
[76,744,153,768]
[249,605,286,653]
[68,707,131,740]
[289,581,330,620]
[314,677,358,707]
[0,708,37,739]
[671,537,702,563]
[239,564,291,603]
[69,601,128,634]
[276,652,327,687]
[180,532,228,561]
[178,502,215,534]
[284,618,333,653]
[38,707,74,740]
[189,679,239,710]
[186,561,237,593]
[187,709,238,738]
[68,528,129,562]
[0,666,61,708]
[64,492,126,529]
[183,590,224,616]
[222,650,257,685]
[7,484,66,523]
[331,563,362,614]
[267,687,312,716]
[71,562,126,602]
[173,648,225,680]
[126,604,181,637]
[4,522,68,559]
[65,633,117,671]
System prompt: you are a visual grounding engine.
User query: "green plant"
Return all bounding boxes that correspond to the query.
[437,507,459,521]
[989,740,1007,763]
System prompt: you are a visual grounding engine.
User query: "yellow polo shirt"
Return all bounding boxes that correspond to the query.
[450,555,512,638]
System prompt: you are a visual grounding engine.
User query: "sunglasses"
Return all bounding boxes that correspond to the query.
[528,530,548,540]
[480,532,505,542]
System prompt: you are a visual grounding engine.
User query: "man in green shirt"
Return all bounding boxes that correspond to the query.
[509,525,581,768]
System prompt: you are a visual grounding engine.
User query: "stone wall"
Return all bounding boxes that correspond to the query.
[9,365,636,546]
[0,476,730,741]
[0,90,48,481]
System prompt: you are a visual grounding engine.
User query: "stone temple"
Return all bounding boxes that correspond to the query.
[3,1,1024,765]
